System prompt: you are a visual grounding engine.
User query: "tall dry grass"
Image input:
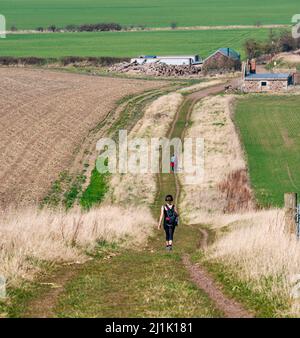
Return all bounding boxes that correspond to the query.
[0,205,154,285]
[179,95,254,224]
[178,93,300,315]
[106,92,183,206]
[206,209,300,316]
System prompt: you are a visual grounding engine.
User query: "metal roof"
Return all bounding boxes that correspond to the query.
[245,73,291,80]
[204,48,240,62]
[218,48,241,60]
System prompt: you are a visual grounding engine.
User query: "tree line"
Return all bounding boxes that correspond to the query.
[244,30,300,59]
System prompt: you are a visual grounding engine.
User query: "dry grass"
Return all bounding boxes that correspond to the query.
[179,94,300,316]
[106,92,183,206]
[176,92,300,315]
[179,95,253,224]
[218,169,254,212]
[177,79,225,94]
[0,205,154,285]
[205,208,300,316]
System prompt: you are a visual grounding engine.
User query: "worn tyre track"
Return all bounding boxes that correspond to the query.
[164,79,253,318]
[20,78,252,318]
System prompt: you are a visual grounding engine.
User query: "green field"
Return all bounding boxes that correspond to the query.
[0,29,275,58]
[235,96,300,207]
[1,0,299,29]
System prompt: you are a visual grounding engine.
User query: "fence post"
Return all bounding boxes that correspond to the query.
[284,192,297,234]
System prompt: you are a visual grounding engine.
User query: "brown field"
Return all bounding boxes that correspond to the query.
[0,68,165,209]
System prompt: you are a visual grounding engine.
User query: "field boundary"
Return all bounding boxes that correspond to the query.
[5,24,290,35]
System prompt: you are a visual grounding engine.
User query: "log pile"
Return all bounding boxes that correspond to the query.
[109,61,202,77]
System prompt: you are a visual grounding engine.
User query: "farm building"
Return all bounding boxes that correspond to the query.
[203,48,241,71]
[242,73,293,92]
[241,61,293,92]
[130,55,202,66]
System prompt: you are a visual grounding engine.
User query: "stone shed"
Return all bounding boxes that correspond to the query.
[242,73,293,93]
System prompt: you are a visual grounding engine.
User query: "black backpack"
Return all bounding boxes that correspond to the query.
[165,205,178,226]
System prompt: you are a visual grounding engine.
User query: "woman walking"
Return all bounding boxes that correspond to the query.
[158,195,179,250]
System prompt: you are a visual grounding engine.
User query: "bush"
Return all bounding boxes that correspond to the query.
[244,30,300,59]
[171,22,177,30]
[78,23,122,32]
[60,56,129,66]
[244,39,264,59]
[277,31,296,52]
[65,24,79,32]
[36,27,44,32]
[0,56,129,67]
[0,56,54,66]
[48,25,57,32]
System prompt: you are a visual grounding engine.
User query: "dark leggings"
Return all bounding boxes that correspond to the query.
[164,225,176,241]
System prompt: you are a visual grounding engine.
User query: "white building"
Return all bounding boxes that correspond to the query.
[130,55,202,66]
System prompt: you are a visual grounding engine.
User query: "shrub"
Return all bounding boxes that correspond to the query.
[65,24,79,32]
[78,23,122,32]
[0,56,128,67]
[48,25,57,32]
[244,30,300,59]
[171,22,178,30]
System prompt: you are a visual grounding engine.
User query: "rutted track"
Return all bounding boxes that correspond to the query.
[159,79,253,318]
[17,78,253,318]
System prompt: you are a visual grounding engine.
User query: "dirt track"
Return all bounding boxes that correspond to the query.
[18,79,253,318]
[172,80,253,318]
[0,68,165,209]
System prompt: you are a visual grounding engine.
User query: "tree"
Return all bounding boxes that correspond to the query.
[48,25,57,32]
[254,21,262,27]
[277,31,296,52]
[244,39,263,59]
[65,24,79,32]
[171,22,177,30]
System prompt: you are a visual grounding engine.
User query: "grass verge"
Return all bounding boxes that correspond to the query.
[200,258,289,318]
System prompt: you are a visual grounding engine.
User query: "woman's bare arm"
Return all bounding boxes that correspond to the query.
[158,206,164,229]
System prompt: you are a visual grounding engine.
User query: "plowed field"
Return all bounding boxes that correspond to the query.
[0,68,164,209]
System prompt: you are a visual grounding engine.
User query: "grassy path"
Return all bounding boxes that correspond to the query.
[22,79,251,318]
[51,86,226,318]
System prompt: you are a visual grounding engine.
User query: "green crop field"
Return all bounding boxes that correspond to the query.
[235,96,300,208]
[0,28,276,58]
[1,0,299,29]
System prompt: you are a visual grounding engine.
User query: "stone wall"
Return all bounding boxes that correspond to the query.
[242,79,288,93]
[203,52,241,73]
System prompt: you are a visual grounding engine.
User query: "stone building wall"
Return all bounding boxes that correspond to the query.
[203,52,241,72]
[242,79,288,93]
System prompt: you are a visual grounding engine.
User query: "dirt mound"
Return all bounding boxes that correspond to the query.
[109,61,202,77]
